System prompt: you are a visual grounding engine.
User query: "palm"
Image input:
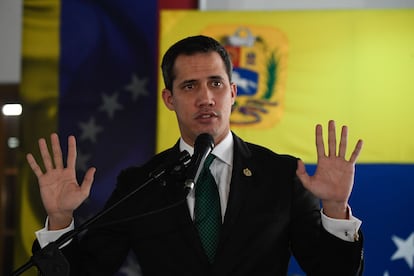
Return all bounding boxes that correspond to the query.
[26,133,95,227]
[37,167,88,216]
[296,121,363,218]
[303,155,355,202]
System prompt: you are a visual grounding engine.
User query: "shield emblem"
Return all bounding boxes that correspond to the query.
[203,25,288,129]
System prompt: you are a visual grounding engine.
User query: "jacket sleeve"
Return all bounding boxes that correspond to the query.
[290,176,364,276]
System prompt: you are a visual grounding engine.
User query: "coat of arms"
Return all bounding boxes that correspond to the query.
[203,26,288,129]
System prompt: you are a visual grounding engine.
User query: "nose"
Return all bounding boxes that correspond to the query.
[197,84,215,107]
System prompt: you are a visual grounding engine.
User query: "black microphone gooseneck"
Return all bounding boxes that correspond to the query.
[184,133,215,194]
[12,150,191,276]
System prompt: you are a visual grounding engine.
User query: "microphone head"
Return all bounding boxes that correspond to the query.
[194,133,214,153]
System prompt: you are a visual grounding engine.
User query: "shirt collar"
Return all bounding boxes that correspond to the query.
[179,132,233,166]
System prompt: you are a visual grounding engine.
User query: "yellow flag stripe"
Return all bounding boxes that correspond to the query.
[157,9,414,163]
[15,0,60,272]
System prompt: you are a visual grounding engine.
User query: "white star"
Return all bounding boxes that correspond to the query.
[391,232,414,269]
[384,271,390,276]
[78,117,103,143]
[124,74,148,101]
[99,92,123,119]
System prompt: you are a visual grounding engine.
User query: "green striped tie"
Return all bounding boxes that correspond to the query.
[194,154,221,263]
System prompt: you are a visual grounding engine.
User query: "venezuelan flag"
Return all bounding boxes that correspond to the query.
[15,0,157,274]
[158,9,414,275]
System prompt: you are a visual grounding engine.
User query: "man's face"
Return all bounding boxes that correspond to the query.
[162,51,237,146]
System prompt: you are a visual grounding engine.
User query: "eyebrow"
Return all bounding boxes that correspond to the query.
[179,79,197,86]
[179,75,225,86]
[208,75,225,80]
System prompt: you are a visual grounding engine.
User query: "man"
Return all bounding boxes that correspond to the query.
[27,35,364,275]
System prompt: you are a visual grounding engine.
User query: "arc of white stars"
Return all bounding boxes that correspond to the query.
[99,92,123,119]
[124,73,148,101]
[391,232,414,269]
[78,116,103,143]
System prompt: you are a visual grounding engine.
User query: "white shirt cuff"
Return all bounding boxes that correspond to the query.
[35,217,75,248]
[321,207,362,242]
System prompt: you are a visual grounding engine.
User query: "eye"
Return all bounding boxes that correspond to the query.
[211,80,223,87]
[182,83,195,90]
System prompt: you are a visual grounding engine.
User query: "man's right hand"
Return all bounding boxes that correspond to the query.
[26,133,96,230]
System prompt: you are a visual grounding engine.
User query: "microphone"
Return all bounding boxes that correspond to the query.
[184,133,215,194]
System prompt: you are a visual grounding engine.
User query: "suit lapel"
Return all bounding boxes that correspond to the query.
[175,200,211,264]
[219,133,254,245]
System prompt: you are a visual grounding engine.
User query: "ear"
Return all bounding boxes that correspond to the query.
[162,89,175,111]
[230,82,237,105]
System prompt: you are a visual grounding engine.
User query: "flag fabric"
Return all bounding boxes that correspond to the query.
[158,9,414,275]
[16,1,157,275]
[15,1,60,274]
[59,0,157,216]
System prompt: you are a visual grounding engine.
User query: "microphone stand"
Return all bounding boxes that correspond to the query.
[12,151,191,276]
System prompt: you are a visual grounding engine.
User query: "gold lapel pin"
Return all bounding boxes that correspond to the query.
[243,168,252,177]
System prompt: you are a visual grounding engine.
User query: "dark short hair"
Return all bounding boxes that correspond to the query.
[161,35,233,91]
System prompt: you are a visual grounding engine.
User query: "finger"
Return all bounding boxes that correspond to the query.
[80,167,96,197]
[67,135,77,169]
[349,139,363,163]
[296,159,306,176]
[328,120,337,157]
[26,153,44,178]
[338,125,348,159]
[296,159,310,188]
[315,124,325,159]
[51,133,64,169]
[39,137,53,171]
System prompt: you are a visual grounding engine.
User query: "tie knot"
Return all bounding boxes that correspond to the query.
[203,154,216,169]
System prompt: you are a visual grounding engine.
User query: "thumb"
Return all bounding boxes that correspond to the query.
[296,159,310,186]
[80,167,96,197]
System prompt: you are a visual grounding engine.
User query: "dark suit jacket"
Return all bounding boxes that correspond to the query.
[36,133,364,275]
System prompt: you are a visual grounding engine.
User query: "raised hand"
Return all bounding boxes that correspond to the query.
[296,120,363,219]
[26,133,96,230]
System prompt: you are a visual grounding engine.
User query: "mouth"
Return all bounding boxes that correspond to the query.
[199,113,215,119]
[194,111,219,121]
[195,111,218,119]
